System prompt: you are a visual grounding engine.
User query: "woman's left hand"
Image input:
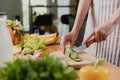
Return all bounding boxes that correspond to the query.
[83,23,114,45]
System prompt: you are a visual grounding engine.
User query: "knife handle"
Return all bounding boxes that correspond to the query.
[86,36,95,47]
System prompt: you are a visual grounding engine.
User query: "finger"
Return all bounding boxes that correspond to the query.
[60,36,67,52]
[94,30,100,42]
[82,31,95,44]
[86,36,95,47]
[99,33,104,42]
[70,38,75,48]
[103,34,107,41]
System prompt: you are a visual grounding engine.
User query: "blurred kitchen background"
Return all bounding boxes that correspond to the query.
[0,0,87,46]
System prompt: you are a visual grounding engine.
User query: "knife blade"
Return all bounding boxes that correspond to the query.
[73,44,87,53]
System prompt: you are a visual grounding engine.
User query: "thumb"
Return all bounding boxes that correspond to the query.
[60,36,66,53]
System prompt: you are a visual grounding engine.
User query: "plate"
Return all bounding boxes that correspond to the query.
[50,51,97,68]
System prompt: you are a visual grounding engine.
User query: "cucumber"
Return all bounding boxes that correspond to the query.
[65,46,82,62]
[72,58,81,62]
[70,52,78,59]
[65,47,73,54]
[70,52,81,62]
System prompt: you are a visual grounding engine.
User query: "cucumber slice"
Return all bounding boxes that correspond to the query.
[73,58,81,62]
[65,47,73,54]
[70,52,77,59]
[65,46,82,62]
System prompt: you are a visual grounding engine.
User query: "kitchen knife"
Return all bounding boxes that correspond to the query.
[74,36,95,53]
[62,36,95,59]
[73,44,87,53]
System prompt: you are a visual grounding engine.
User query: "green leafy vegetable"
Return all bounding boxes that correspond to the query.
[0,54,78,80]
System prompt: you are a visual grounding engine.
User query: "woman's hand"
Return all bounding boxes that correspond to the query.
[83,7,120,45]
[83,23,114,45]
[60,31,78,52]
[60,0,92,51]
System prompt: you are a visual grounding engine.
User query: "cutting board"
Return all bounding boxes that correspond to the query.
[50,51,97,68]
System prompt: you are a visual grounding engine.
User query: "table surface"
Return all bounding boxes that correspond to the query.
[46,37,120,80]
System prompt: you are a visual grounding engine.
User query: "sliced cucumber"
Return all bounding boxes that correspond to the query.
[65,46,82,62]
[65,47,73,54]
[70,52,77,59]
[72,58,81,62]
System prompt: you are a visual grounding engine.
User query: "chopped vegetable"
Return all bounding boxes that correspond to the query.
[22,48,34,55]
[72,58,81,62]
[70,52,78,59]
[24,35,46,51]
[16,34,46,59]
[65,47,73,54]
[65,46,81,62]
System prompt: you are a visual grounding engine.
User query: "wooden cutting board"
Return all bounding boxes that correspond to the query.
[50,51,97,68]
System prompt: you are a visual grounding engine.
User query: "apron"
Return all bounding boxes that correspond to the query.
[84,0,120,66]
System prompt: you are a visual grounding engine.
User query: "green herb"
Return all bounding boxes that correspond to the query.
[0,54,78,80]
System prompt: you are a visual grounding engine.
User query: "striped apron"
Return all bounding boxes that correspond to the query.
[84,0,120,66]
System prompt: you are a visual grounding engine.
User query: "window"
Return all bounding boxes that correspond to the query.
[22,0,29,31]
[30,0,47,15]
[22,0,47,31]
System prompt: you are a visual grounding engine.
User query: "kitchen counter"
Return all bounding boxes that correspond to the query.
[46,37,120,80]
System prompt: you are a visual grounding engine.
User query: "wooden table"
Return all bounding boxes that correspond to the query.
[46,38,120,80]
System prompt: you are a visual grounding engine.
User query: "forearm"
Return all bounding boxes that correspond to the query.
[105,7,120,29]
[71,0,92,34]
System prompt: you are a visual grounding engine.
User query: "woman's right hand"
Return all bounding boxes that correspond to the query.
[60,31,78,52]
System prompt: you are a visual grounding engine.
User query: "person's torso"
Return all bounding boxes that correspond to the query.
[92,0,120,27]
